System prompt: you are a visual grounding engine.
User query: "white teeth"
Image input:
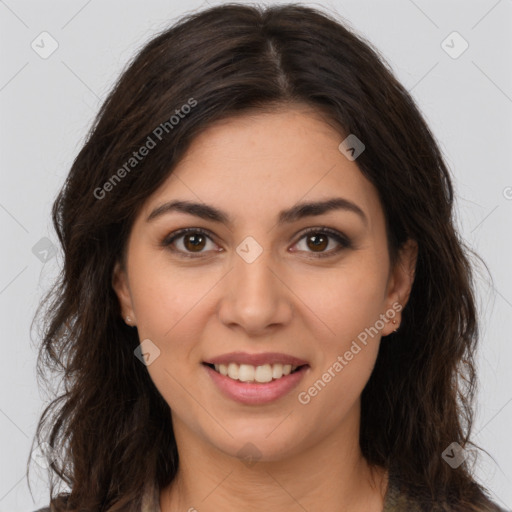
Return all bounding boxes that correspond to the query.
[272,363,283,379]
[211,362,301,383]
[255,364,273,383]
[227,363,239,380]
[238,364,255,382]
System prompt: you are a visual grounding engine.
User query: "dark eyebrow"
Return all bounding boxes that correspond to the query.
[146,197,368,227]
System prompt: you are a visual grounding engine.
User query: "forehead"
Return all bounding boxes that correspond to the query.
[139,107,383,231]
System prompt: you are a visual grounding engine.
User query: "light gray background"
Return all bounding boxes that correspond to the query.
[1,0,511,510]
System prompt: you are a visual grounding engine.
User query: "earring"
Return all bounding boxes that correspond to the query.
[392,319,399,332]
[125,315,132,324]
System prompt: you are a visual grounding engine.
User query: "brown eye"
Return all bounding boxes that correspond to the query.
[162,228,219,258]
[182,233,207,252]
[293,228,352,258]
[305,233,329,252]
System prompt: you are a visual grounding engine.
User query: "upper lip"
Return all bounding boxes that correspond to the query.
[204,352,309,367]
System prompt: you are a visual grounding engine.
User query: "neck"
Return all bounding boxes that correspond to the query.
[160,407,388,512]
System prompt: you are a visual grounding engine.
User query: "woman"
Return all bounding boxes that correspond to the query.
[29,4,508,511]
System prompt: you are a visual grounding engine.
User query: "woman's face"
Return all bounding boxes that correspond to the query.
[113,106,416,462]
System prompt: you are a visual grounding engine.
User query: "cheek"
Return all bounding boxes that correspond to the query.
[294,259,388,344]
[128,254,218,340]
[130,266,210,414]
[291,257,387,404]
[296,278,384,422]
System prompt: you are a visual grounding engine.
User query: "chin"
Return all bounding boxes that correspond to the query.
[204,424,309,464]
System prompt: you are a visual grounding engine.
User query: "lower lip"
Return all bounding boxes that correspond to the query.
[203,364,309,405]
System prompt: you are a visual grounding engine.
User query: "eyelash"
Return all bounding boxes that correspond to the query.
[161,226,352,259]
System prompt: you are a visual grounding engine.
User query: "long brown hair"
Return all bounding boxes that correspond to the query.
[28,4,501,511]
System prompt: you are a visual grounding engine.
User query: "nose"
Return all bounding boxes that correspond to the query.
[217,244,293,336]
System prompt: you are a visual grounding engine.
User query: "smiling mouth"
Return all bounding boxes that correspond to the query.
[203,362,308,383]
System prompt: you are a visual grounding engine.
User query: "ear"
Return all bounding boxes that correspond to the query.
[381,238,418,336]
[112,260,136,325]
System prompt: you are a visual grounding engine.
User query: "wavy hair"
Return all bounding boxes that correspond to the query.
[28,3,499,511]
